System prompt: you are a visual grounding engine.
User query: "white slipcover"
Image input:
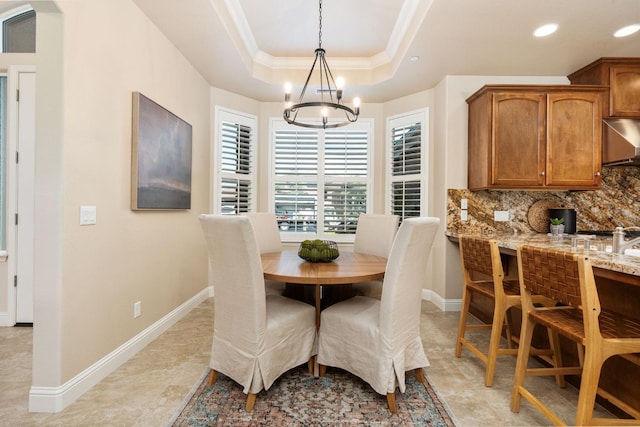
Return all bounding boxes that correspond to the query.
[199,214,316,395]
[352,213,400,299]
[353,213,400,258]
[318,217,440,395]
[244,212,286,296]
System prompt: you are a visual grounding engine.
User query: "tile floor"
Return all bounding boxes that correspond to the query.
[0,298,616,426]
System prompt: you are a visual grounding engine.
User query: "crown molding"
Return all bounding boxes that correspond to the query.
[213,0,433,85]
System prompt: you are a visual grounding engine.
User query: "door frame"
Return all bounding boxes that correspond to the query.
[3,64,36,326]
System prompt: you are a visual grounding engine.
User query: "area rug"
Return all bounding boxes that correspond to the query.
[170,365,457,426]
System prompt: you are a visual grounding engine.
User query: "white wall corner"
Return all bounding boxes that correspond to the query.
[422,288,461,312]
[28,288,210,413]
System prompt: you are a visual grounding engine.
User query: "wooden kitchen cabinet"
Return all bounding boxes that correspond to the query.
[568,57,640,117]
[466,85,606,191]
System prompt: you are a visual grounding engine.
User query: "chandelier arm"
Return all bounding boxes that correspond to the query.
[298,52,321,105]
[319,55,335,104]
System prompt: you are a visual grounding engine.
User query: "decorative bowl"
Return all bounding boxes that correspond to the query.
[298,240,339,262]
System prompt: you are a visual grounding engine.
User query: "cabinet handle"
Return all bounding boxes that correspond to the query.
[595,171,601,177]
[540,171,545,176]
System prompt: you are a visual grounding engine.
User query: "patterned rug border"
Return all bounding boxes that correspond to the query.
[168,365,458,426]
[167,368,211,426]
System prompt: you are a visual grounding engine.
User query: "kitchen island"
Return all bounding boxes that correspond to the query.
[446,231,640,420]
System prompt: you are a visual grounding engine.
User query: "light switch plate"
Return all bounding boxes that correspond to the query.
[494,210,509,222]
[80,205,97,225]
[461,198,468,209]
[461,210,468,221]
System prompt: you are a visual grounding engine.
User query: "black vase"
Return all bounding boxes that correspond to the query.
[548,208,576,234]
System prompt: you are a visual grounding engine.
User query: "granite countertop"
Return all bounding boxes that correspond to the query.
[446,231,640,278]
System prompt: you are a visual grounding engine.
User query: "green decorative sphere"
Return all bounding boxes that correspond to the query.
[298,240,339,262]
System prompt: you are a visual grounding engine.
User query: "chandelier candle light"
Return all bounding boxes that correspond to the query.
[283,0,360,129]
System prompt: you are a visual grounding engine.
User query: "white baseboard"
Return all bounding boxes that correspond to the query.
[0,311,10,326]
[421,289,461,312]
[28,286,212,413]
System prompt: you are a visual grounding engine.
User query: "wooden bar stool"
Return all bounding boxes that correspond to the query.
[511,245,640,426]
[456,236,528,386]
[456,235,560,387]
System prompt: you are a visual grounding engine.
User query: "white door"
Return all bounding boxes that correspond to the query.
[14,70,35,324]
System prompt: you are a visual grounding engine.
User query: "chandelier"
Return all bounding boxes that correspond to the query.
[283,0,360,129]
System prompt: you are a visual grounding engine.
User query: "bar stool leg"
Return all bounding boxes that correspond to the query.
[574,347,604,426]
[485,301,507,387]
[455,288,471,357]
[510,314,536,413]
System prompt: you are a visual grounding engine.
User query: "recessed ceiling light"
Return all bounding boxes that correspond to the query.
[410,56,420,62]
[534,23,558,37]
[614,24,640,37]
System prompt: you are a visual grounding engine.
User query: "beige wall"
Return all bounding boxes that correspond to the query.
[32,0,210,388]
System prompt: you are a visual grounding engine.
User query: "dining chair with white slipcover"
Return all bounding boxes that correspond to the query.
[244,212,286,296]
[352,213,400,299]
[317,216,440,413]
[198,214,316,412]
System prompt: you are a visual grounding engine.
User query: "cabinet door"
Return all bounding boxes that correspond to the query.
[491,93,545,187]
[610,66,640,117]
[546,92,602,189]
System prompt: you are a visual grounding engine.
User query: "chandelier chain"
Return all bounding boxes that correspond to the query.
[318,0,323,49]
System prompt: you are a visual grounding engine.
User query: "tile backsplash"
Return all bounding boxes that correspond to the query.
[447,166,640,235]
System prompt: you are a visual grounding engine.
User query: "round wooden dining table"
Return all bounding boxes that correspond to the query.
[260,250,387,328]
[261,250,387,377]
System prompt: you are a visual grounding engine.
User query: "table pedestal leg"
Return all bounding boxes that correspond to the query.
[314,284,321,377]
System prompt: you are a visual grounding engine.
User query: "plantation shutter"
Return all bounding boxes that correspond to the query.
[272,121,372,240]
[387,111,428,222]
[273,129,319,233]
[323,129,368,234]
[220,120,253,214]
[391,123,422,176]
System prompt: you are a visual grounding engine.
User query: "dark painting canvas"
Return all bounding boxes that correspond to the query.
[131,92,192,210]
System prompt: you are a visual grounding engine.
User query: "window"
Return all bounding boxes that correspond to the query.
[270,119,372,242]
[387,110,428,222]
[0,75,6,250]
[214,108,256,214]
[1,7,35,53]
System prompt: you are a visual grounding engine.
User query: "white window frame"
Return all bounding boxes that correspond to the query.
[385,109,429,220]
[269,118,374,243]
[0,5,35,53]
[212,107,257,214]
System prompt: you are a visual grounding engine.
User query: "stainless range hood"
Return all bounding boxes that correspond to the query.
[602,118,640,166]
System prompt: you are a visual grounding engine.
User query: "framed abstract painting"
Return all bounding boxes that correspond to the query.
[131,92,192,210]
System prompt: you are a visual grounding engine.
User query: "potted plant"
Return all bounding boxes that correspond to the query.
[550,217,565,235]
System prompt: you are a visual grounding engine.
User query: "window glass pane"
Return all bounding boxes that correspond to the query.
[324,182,367,234]
[221,121,251,175]
[392,122,421,176]
[3,10,35,53]
[274,182,317,233]
[274,129,318,176]
[392,181,421,222]
[221,178,251,215]
[324,130,368,176]
[0,76,6,249]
